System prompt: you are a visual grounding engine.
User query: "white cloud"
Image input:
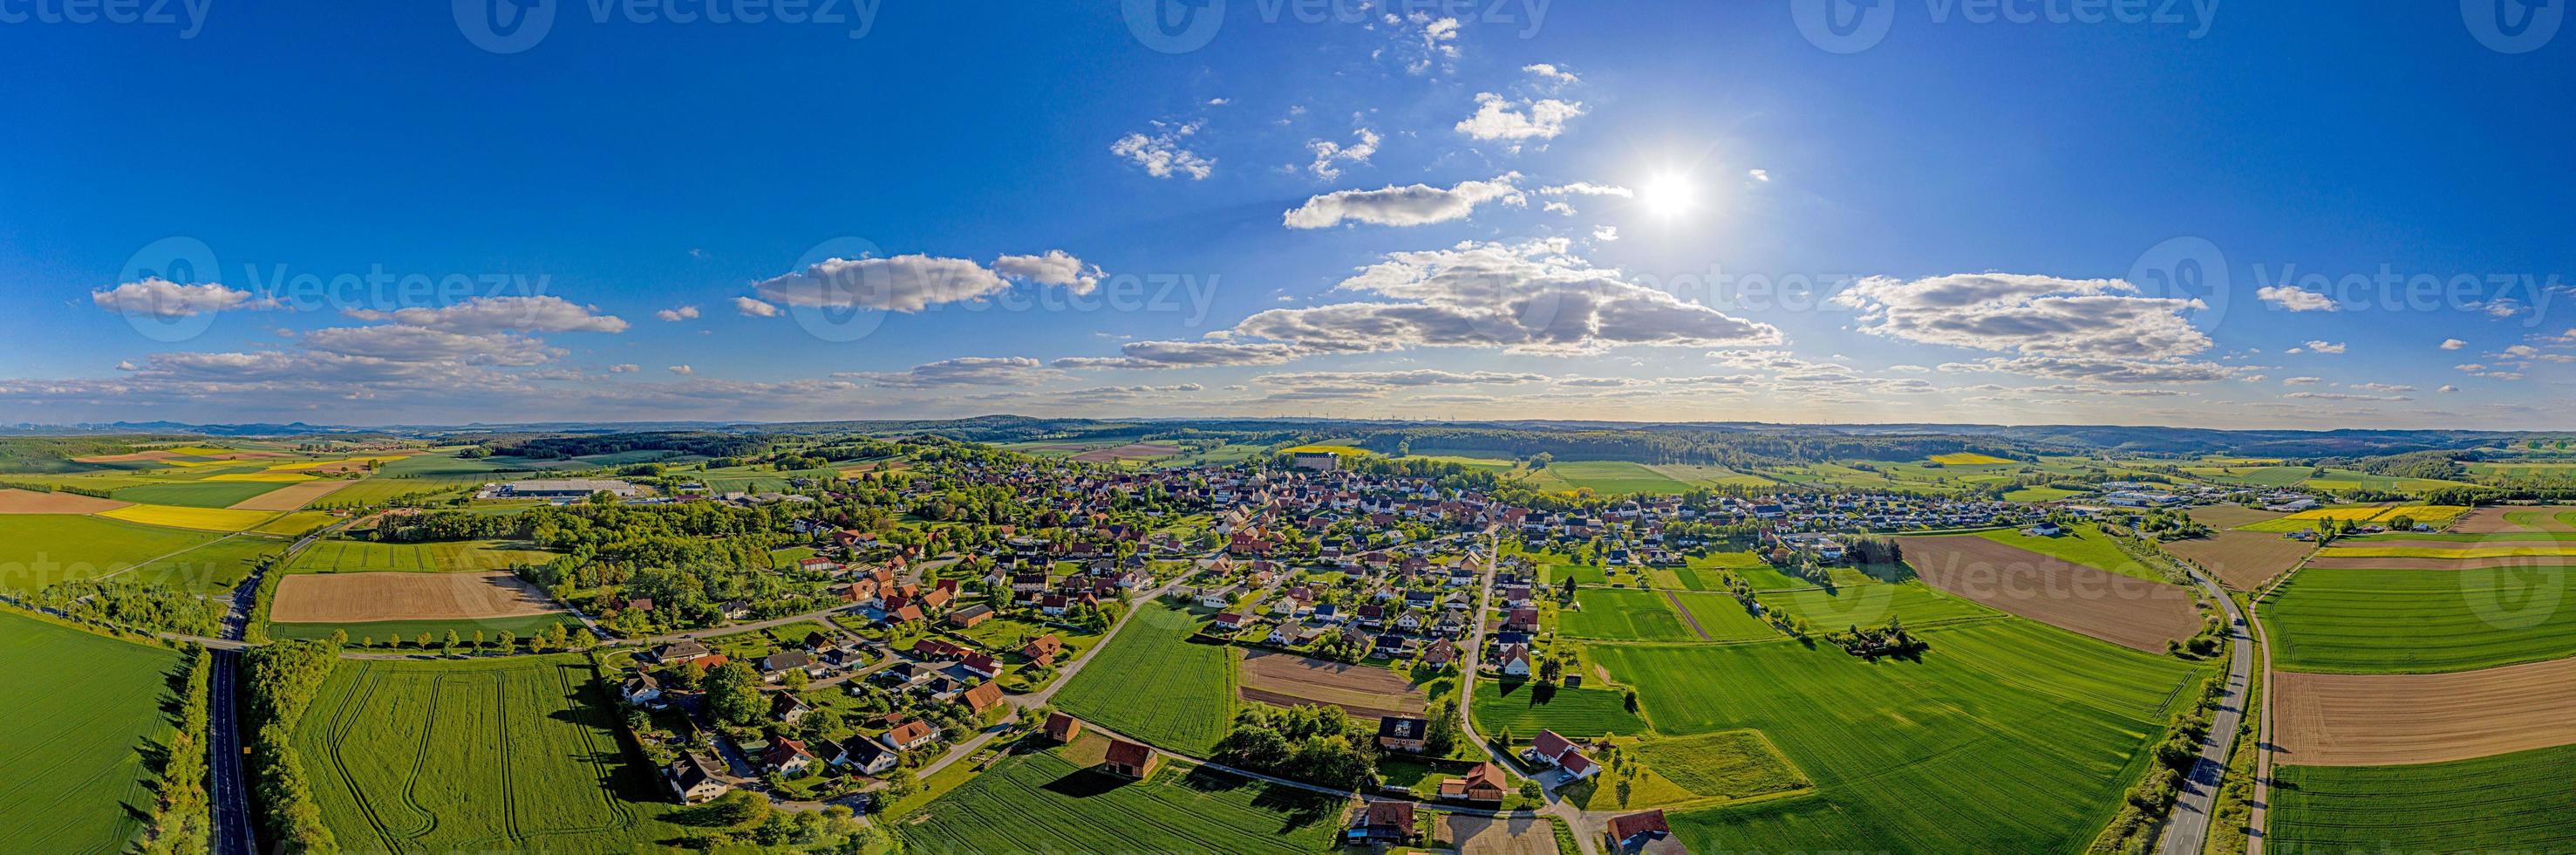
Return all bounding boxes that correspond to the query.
[752,255,1009,313]
[1591,226,1619,243]
[1056,340,1305,370]
[1305,127,1380,181]
[733,296,782,318]
[990,250,1103,295]
[92,277,269,318]
[608,364,641,373]
[2353,382,2416,393]
[2283,376,2321,386]
[2285,391,2409,402]
[1834,273,2215,361]
[1538,182,1632,198]
[1284,174,1524,229]
[2301,340,2348,354]
[2438,385,2460,393]
[655,305,699,322]
[1746,168,1770,182]
[1455,92,1584,143]
[2257,285,2339,312]
[1257,369,1544,388]
[2441,338,2468,350]
[1522,63,1578,84]
[344,295,629,334]
[668,365,693,375]
[302,325,562,366]
[1110,121,1213,180]
[848,356,1060,389]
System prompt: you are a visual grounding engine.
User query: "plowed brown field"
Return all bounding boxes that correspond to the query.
[2301,555,2575,571]
[2163,530,2316,590]
[2274,656,2576,766]
[2453,506,2576,533]
[0,489,132,514]
[269,571,561,624]
[227,479,353,511]
[1237,649,1427,721]
[1897,536,2201,653]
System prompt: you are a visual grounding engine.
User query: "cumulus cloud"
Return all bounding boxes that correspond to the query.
[2441,338,2467,350]
[343,295,629,334]
[848,356,1060,389]
[733,296,782,318]
[92,277,269,318]
[2285,391,2409,402]
[752,255,1009,313]
[990,250,1103,295]
[1305,127,1380,181]
[1939,356,2242,384]
[1455,92,1584,143]
[656,305,700,322]
[1257,369,1545,388]
[2283,376,2322,385]
[1284,174,1525,229]
[301,325,562,366]
[1591,226,1619,243]
[1522,63,1578,84]
[608,364,641,373]
[1747,168,1770,182]
[668,365,693,375]
[1055,340,1305,371]
[1835,273,2212,359]
[1110,121,1213,180]
[2301,340,2348,354]
[2257,285,2339,312]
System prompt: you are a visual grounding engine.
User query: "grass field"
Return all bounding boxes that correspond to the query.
[1663,592,1792,641]
[692,464,841,493]
[249,511,336,537]
[1543,563,1609,585]
[2270,744,2576,852]
[1760,582,2000,628]
[1643,463,1775,488]
[1976,526,2164,583]
[1053,601,1237,756]
[0,610,182,854]
[2260,566,2576,674]
[1597,619,2206,852]
[203,471,321,483]
[117,534,287,594]
[896,745,1344,854]
[109,480,292,508]
[1631,729,1812,804]
[295,656,690,853]
[1469,678,1648,738]
[97,503,279,532]
[288,539,555,574]
[2315,544,2576,559]
[0,514,218,591]
[1561,588,1700,641]
[1524,461,1693,495]
[310,476,484,507]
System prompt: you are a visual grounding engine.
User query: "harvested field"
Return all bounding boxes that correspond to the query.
[2184,504,2280,529]
[70,450,178,463]
[2161,530,2315,590]
[2273,656,2576,766]
[2301,554,2573,571]
[269,571,562,624]
[1071,442,1182,462]
[2453,505,2576,533]
[1441,815,1561,855]
[227,479,354,511]
[2320,539,2576,552]
[1896,535,2200,653]
[1238,649,1428,720]
[0,487,132,514]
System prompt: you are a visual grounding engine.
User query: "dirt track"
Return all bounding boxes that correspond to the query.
[0,488,133,514]
[2162,530,2316,590]
[227,480,353,511]
[2274,656,2576,766]
[1897,536,2202,653]
[269,571,562,624]
[1238,649,1427,720]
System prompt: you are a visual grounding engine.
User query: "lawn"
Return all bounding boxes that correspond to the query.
[1975,526,2165,584]
[896,745,1346,854]
[288,539,555,573]
[1759,582,2000,629]
[2259,566,2576,674]
[2271,744,2576,853]
[109,480,293,508]
[1053,601,1238,756]
[1560,588,1699,641]
[0,514,218,591]
[1596,619,2207,853]
[0,610,183,854]
[294,655,692,853]
[1469,678,1648,738]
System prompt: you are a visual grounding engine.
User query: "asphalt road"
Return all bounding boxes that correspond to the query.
[2157,569,2254,855]
[208,647,256,855]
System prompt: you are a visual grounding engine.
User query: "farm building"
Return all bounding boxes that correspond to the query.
[1606,810,1687,854]
[492,479,643,499]
[1347,801,1414,845]
[1043,712,1083,743]
[1102,739,1158,778]
[1439,762,1509,803]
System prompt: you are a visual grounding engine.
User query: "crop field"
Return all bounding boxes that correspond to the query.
[1974,526,2164,583]
[1469,678,1647,738]
[1237,650,1428,720]
[1053,601,1237,756]
[2002,485,2084,503]
[2260,566,2576,674]
[203,471,319,482]
[1524,461,1693,495]
[296,656,688,853]
[108,480,291,508]
[0,610,182,854]
[0,487,131,514]
[97,503,279,532]
[289,539,555,574]
[1642,463,1775,487]
[2270,744,2576,853]
[1630,729,1812,804]
[692,464,840,493]
[313,476,485,506]
[895,747,1345,855]
[269,613,580,643]
[2273,656,2576,766]
[228,479,356,511]
[1661,592,1793,641]
[1599,619,2205,853]
[1897,535,2201,653]
[0,514,218,590]
[1405,454,1519,473]
[1279,444,1367,455]
[1927,452,2015,465]
[249,510,336,537]
[267,455,411,474]
[2455,505,2576,534]
[1542,563,1608,585]
[1759,582,1999,628]
[1560,588,1700,641]
[116,534,287,593]
[2160,529,2316,590]
[2313,543,2576,560]
[271,571,565,625]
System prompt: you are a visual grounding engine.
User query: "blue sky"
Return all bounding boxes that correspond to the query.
[3,1,2571,428]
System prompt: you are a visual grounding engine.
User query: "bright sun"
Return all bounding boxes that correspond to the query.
[1639,173,1700,218]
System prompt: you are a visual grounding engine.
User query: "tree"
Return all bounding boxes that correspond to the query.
[1422,704,1463,756]
[495,630,515,652]
[443,630,461,652]
[704,662,765,727]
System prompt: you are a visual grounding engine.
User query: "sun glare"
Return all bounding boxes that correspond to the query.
[1639,173,1700,218]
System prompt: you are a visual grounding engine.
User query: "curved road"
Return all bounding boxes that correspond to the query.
[2156,566,2254,855]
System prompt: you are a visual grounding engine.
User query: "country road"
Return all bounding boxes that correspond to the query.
[2157,566,2254,855]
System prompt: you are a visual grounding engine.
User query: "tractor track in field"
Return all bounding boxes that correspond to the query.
[1662,590,1714,640]
[395,674,446,842]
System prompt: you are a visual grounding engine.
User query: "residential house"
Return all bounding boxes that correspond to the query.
[1376,716,1429,753]
[664,753,729,804]
[760,650,820,681]
[759,738,814,776]
[620,672,663,706]
[1496,644,1532,677]
[959,652,1002,679]
[1020,634,1064,666]
[770,693,811,724]
[831,738,899,775]
[1211,612,1246,632]
[1606,810,1688,854]
[1346,801,1415,846]
[881,720,941,751]
[960,681,1006,715]
[1439,762,1509,803]
[1421,639,1458,669]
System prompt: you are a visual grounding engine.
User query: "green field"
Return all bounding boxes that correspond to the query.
[0,610,182,853]
[109,480,293,508]
[895,747,1345,854]
[1526,461,1693,495]
[1759,581,2000,628]
[1664,592,1800,641]
[1596,619,2206,852]
[295,656,690,853]
[2002,485,2085,503]
[2259,566,2576,674]
[1561,588,1701,641]
[692,464,840,493]
[271,613,582,644]
[2271,744,2576,852]
[288,539,555,574]
[1975,527,2166,584]
[0,515,219,591]
[1469,678,1648,738]
[1053,601,1237,756]
[1631,729,1812,804]
[117,533,287,594]
[1644,463,1775,488]
[1543,563,1609,585]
